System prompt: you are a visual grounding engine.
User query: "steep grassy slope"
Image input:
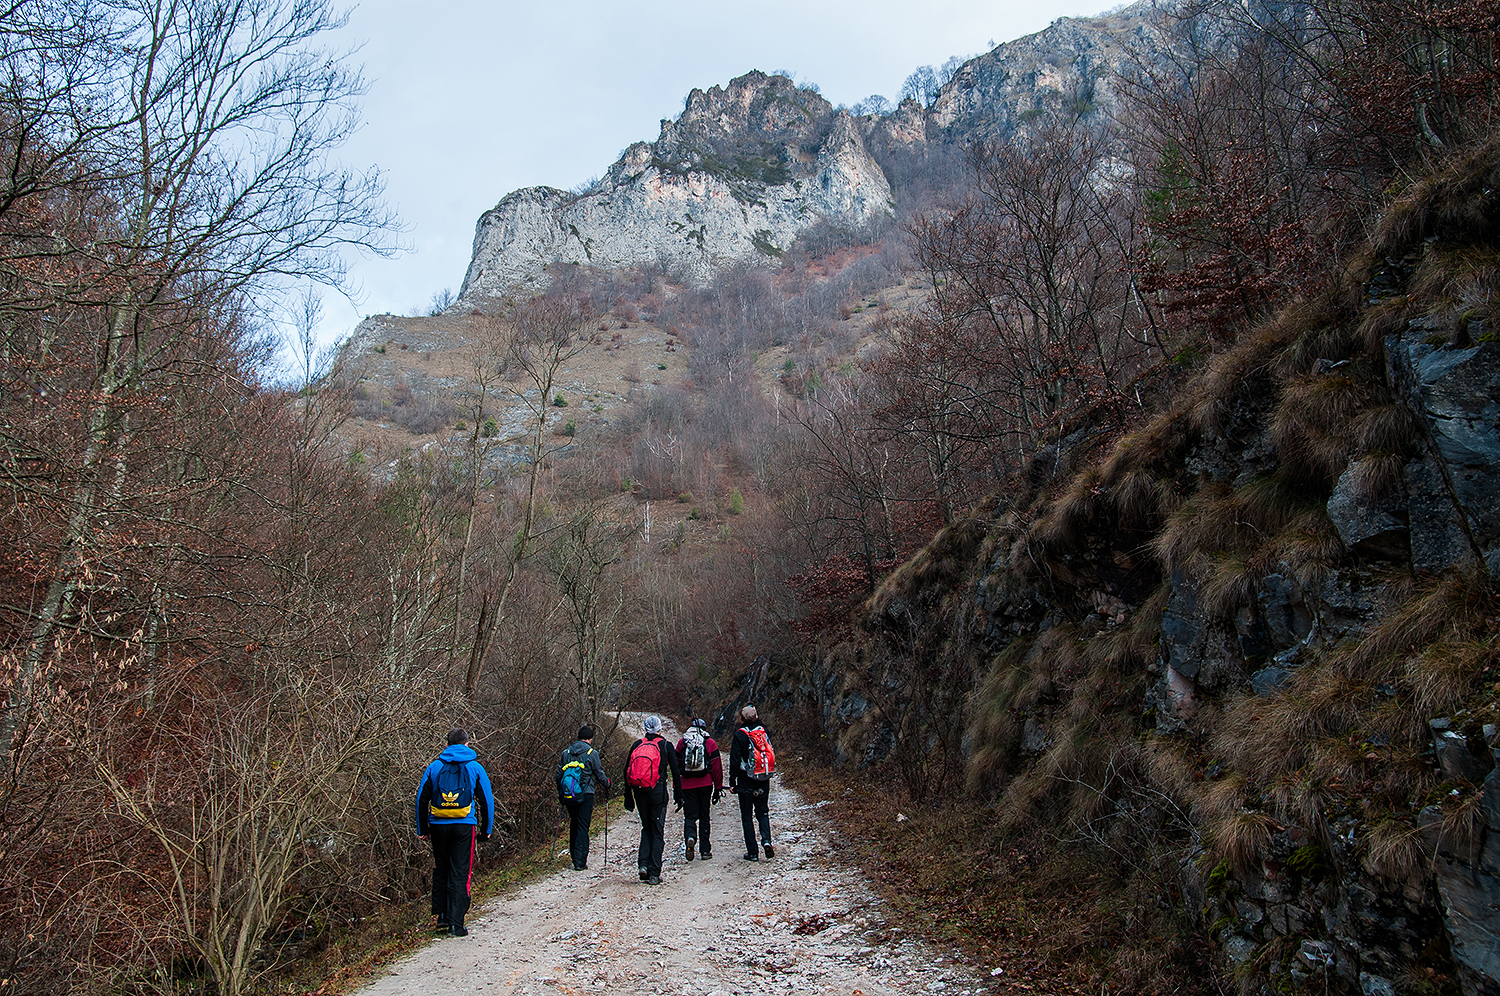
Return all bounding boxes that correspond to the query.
[792,137,1500,996]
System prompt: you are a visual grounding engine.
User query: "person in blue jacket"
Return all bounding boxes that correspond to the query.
[415,727,495,937]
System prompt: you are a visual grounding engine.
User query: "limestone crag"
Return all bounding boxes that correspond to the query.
[454,1,1205,304]
[457,73,893,302]
[928,2,1181,142]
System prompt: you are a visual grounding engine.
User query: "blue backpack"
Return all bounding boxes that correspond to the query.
[560,745,589,800]
[429,760,474,819]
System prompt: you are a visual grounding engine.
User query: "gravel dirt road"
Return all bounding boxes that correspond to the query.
[357,715,998,996]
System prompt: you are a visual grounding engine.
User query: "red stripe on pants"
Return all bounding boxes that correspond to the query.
[466,827,476,895]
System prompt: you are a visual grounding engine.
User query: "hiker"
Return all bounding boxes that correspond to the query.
[675,717,723,861]
[556,724,610,870]
[622,715,681,884]
[415,727,495,937]
[729,705,776,861]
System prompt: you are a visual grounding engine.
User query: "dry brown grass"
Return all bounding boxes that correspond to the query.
[783,763,1214,996]
[964,640,1032,793]
[1267,299,1362,378]
[1214,682,1342,781]
[1406,639,1499,716]
[1357,299,1418,354]
[1027,466,1105,557]
[1271,372,1369,486]
[1203,808,1279,877]
[1368,134,1500,260]
[1201,553,1257,619]
[1194,772,1248,824]
[1360,817,1427,888]
[1348,453,1408,501]
[1335,570,1495,680]
[865,514,988,623]
[1264,775,1333,848]
[1307,735,1369,786]
[1355,403,1421,456]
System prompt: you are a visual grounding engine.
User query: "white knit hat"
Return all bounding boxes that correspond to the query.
[643,715,662,734]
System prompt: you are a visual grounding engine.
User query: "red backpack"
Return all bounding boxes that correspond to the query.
[742,726,775,780]
[626,737,663,789]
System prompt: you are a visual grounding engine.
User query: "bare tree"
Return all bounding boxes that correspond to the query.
[4,0,396,760]
[89,658,429,996]
[900,113,1147,474]
[464,294,594,698]
[545,504,634,728]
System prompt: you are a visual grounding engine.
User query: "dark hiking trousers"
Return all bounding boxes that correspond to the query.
[636,798,668,877]
[737,782,771,856]
[681,784,713,852]
[430,823,476,927]
[564,794,596,868]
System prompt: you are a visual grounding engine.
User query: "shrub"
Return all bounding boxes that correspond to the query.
[563,420,576,437]
[481,417,498,438]
[728,488,744,515]
[552,394,568,407]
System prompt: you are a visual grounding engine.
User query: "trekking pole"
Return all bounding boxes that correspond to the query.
[602,791,609,869]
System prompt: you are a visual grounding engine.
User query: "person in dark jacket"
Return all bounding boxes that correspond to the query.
[622,715,681,884]
[556,725,610,870]
[728,705,774,861]
[674,717,723,861]
[415,728,495,936]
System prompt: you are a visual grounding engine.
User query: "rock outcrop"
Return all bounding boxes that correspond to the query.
[763,135,1500,996]
[454,0,1200,305]
[457,72,893,302]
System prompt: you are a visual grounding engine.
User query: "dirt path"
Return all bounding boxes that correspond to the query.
[358,716,998,996]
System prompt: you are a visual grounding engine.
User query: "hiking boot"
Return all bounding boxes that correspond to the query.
[639,867,649,881]
[433,922,451,935]
[763,844,775,859]
[572,862,585,871]
[685,840,695,861]
[449,925,468,937]
[743,852,759,861]
[700,848,712,860]
[647,874,661,885]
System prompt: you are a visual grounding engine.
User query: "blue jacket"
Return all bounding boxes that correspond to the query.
[415,744,495,836]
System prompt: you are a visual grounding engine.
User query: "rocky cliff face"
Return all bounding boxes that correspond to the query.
[455,1,1199,305]
[928,3,1179,141]
[759,139,1500,996]
[457,72,893,303]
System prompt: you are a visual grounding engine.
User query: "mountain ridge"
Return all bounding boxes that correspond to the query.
[452,0,1185,305]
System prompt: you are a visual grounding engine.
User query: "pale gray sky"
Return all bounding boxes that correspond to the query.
[317,0,1106,345]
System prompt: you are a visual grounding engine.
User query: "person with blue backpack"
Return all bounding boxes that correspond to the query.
[415,728,495,937]
[556,725,610,871]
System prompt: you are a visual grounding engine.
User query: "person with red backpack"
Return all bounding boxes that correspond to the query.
[674,717,723,861]
[621,715,681,884]
[415,728,495,936]
[729,705,776,861]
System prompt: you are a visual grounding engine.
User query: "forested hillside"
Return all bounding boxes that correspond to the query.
[3,0,1498,994]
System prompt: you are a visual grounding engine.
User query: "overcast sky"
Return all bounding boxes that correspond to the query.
[313,0,1106,346]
